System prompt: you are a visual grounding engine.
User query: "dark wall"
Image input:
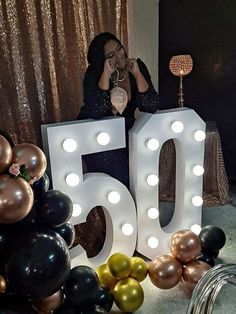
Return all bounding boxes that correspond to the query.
[159,0,236,182]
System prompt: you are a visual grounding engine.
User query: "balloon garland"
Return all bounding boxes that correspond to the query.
[0,132,227,313]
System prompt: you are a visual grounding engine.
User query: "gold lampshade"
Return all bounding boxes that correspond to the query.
[169,54,193,107]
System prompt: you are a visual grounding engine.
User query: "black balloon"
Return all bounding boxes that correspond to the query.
[0,293,37,313]
[95,287,114,312]
[6,228,71,298]
[197,251,215,267]
[32,172,50,199]
[54,302,78,314]
[199,225,226,252]
[64,266,100,307]
[36,190,73,227]
[81,305,108,313]
[53,221,75,248]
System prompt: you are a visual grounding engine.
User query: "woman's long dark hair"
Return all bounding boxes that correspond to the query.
[87,32,125,80]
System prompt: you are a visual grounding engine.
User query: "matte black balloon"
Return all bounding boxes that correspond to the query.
[36,190,73,227]
[199,225,226,251]
[0,293,37,313]
[197,251,215,267]
[64,266,100,307]
[53,221,75,248]
[95,287,114,312]
[32,172,50,199]
[6,228,71,298]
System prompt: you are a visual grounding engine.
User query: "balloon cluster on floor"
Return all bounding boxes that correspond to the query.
[149,227,226,293]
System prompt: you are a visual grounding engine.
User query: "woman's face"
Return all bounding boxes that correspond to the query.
[104,39,126,70]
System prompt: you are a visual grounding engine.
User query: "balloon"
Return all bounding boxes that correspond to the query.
[182,260,211,292]
[36,190,73,227]
[0,175,34,224]
[202,249,219,259]
[170,229,201,263]
[107,253,131,280]
[6,228,70,298]
[113,277,144,313]
[96,264,118,291]
[197,251,215,267]
[0,231,8,255]
[64,266,100,307]
[53,221,75,248]
[95,287,114,312]
[0,135,12,174]
[0,293,37,313]
[0,130,14,147]
[199,225,226,252]
[0,275,6,293]
[32,172,50,199]
[34,289,63,312]
[148,254,182,289]
[12,143,47,179]
[54,302,78,314]
[129,257,148,282]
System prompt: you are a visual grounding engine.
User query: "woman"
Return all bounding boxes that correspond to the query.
[79,32,159,187]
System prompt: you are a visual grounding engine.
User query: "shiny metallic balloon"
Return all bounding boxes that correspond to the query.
[0,275,6,293]
[148,254,182,289]
[113,277,144,313]
[34,289,63,312]
[129,257,148,282]
[12,143,47,179]
[96,264,118,291]
[0,175,34,224]
[170,229,201,263]
[107,253,131,280]
[182,260,211,292]
[0,135,12,174]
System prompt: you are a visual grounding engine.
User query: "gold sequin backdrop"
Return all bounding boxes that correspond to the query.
[0,0,128,147]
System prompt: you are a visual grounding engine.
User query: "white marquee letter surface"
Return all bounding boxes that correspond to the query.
[41,117,137,268]
[129,108,206,259]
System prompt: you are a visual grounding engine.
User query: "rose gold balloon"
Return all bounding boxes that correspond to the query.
[34,289,63,312]
[0,175,34,224]
[12,143,47,179]
[0,135,12,174]
[182,260,211,292]
[170,229,201,263]
[148,255,182,289]
[0,275,7,293]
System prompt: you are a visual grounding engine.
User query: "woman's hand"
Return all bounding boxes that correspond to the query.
[104,59,116,77]
[127,58,141,78]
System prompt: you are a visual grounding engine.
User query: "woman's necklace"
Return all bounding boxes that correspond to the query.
[110,69,128,114]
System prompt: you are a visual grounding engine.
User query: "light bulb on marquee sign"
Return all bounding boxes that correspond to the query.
[41,108,206,267]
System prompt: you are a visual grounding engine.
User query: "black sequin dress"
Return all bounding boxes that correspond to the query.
[78,58,159,188]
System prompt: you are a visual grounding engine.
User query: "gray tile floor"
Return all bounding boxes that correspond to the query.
[111,187,236,313]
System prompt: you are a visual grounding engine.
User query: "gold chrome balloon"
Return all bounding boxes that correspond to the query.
[129,257,148,282]
[12,143,47,179]
[0,275,6,293]
[0,175,34,224]
[148,254,182,289]
[0,135,12,174]
[170,229,201,263]
[114,277,144,313]
[107,253,131,279]
[96,263,118,290]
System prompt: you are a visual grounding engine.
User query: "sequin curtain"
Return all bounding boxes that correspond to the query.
[0,0,128,147]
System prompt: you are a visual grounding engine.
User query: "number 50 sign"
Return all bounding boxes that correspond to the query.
[41,108,206,268]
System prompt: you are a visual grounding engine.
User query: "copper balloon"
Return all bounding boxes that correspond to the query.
[0,275,7,293]
[148,255,182,289]
[96,263,118,291]
[107,253,131,279]
[182,260,211,292]
[0,135,12,174]
[130,257,148,282]
[0,175,34,224]
[12,143,47,179]
[170,229,201,263]
[113,277,144,313]
[34,289,63,312]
